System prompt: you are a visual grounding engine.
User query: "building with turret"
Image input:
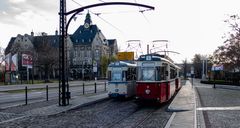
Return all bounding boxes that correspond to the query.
[4,12,118,83]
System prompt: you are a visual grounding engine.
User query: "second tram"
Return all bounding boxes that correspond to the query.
[136,54,181,102]
[107,61,137,98]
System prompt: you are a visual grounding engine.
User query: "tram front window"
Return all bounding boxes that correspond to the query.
[142,68,155,81]
[111,71,122,81]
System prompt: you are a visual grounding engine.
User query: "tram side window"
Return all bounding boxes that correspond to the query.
[132,68,136,80]
[156,67,161,81]
[108,71,111,81]
[160,66,167,80]
[126,68,136,81]
[170,68,176,79]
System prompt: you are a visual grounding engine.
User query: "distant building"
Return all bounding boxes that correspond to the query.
[4,12,118,82]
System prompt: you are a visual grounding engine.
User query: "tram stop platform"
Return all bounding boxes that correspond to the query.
[165,80,195,128]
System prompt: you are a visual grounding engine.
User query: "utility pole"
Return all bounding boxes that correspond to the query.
[59,0,69,106]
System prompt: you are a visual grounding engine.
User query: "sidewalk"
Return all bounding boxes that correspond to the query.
[165,80,195,128]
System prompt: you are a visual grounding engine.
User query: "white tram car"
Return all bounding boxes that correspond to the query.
[107,61,137,98]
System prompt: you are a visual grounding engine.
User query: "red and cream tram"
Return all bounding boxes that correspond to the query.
[136,53,181,102]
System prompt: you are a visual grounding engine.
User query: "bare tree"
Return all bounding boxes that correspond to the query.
[213,15,240,72]
[34,36,58,82]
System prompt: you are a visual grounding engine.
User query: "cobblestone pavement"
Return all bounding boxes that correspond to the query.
[195,80,240,128]
[0,99,58,126]
[0,99,172,128]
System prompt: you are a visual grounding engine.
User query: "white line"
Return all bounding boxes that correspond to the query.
[197,106,240,111]
[164,112,176,128]
[193,86,197,128]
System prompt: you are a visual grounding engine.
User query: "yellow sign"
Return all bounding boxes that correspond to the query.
[117,52,134,61]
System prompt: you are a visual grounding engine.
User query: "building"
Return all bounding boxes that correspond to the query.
[4,12,118,82]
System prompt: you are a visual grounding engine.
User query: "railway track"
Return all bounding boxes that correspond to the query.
[0,97,172,127]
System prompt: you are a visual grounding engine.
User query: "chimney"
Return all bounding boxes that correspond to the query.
[55,30,58,35]
[31,31,34,36]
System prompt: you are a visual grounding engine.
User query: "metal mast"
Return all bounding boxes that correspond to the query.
[59,0,69,106]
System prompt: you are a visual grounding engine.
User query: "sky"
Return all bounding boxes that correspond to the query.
[0,0,240,63]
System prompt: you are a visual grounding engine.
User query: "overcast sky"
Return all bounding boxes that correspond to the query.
[0,0,240,63]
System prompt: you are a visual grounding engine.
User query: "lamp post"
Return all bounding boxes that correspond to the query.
[59,1,154,106]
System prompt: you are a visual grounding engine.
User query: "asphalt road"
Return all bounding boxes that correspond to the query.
[0,82,106,108]
[194,79,240,128]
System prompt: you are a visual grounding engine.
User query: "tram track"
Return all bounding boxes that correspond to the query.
[99,100,170,128]
[0,97,172,128]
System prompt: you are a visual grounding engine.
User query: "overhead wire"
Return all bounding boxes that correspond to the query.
[71,0,124,34]
[134,0,151,23]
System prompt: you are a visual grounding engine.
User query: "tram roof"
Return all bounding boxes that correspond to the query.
[137,54,181,69]
[108,61,136,67]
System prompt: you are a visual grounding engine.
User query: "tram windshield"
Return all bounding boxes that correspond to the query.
[141,68,155,81]
[111,70,122,81]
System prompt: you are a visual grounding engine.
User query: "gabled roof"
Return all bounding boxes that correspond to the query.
[71,25,99,45]
[33,35,59,48]
[5,37,16,54]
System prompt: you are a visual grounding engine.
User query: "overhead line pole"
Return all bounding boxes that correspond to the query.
[59,1,154,106]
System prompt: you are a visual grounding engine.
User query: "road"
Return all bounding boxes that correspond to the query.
[193,79,240,128]
[0,81,107,109]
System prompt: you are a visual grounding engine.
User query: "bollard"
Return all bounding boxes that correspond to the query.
[25,86,28,105]
[83,83,85,95]
[46,85,48,101]
[94,82,97,93]
[104,82,107,91]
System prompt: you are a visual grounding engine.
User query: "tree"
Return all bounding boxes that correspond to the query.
[213,15,240,72]
[192,54,202,78]
[100,55,117,78]
[34,36,58,82]
[100,55,108,77]
[0,47,5,82]
[182,59,188,79]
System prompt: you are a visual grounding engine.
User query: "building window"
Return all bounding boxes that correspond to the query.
[76,39,78,43]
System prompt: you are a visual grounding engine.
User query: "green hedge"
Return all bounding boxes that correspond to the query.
[200,80,239,85]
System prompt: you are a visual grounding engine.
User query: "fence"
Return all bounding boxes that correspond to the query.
[4,81,107,106]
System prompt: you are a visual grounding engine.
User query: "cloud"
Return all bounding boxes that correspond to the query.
[0,0,58,25]
[9,0,26,4]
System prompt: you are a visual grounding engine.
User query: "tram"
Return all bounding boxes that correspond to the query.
[136,53,181,102]
[107,61,137,98]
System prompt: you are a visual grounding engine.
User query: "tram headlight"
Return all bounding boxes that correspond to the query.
[145,89,150,94]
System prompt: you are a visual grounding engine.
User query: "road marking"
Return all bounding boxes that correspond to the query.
[197,106,240,111]
[164,112,176,128]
